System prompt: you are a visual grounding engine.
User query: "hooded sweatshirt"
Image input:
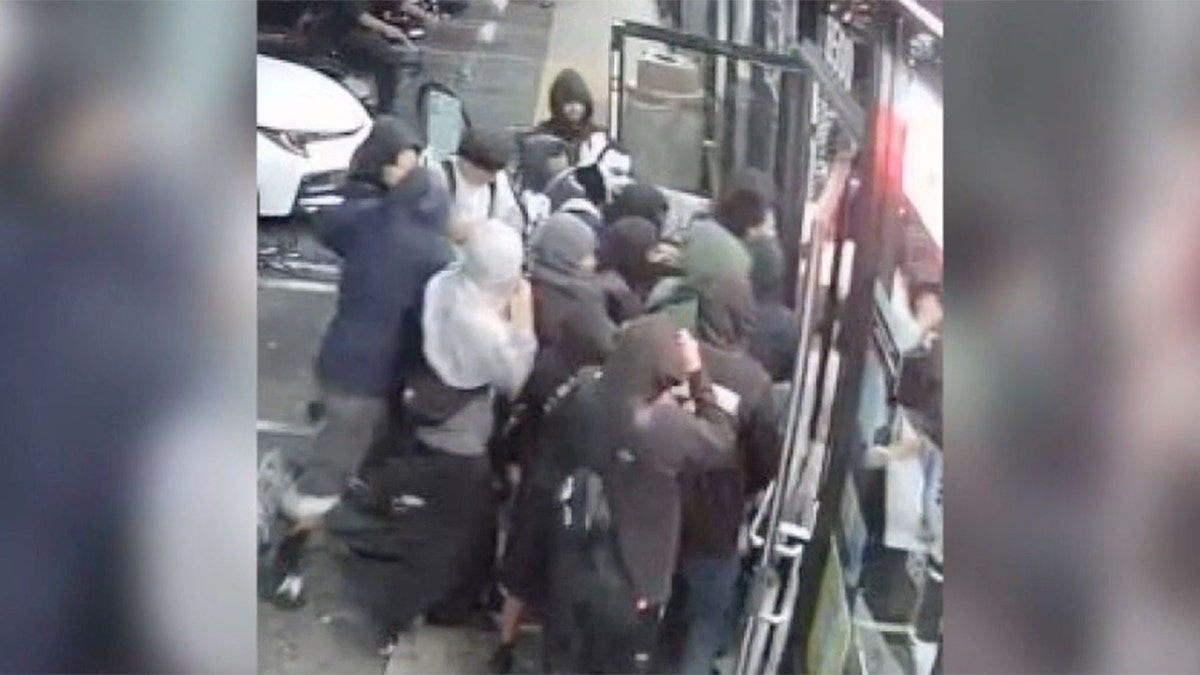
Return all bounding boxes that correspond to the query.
[596,216,659,323]
[646,217,752,331]
[518,133,571,194]
[680,278,781,560]
[744,235,801,382]
[506,214,617,470]
[604,183,670,234]
[418,220,538,456]
[316,118,453,396]
[529,212,615,356]
[538,315,737,605]
[535,69,606,165]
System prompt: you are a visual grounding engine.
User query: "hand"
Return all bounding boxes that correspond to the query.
[913,293,943,338]
[382,23,409,43]
[447,213,476,245]
[508,279,534,334]
[676,329,702,375]
[647,242,681,267]
[290,513,322,534]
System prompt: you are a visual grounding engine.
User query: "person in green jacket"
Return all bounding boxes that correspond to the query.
[645,217,752,330]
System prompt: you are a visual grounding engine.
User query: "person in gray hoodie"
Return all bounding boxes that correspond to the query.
[317,218,537,650]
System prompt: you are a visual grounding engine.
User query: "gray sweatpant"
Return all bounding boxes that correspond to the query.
[294,384,388,498]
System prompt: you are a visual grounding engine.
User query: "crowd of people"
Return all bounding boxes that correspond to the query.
[261,66,809,675]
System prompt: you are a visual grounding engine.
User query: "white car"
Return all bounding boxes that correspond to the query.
[257,54,372,218]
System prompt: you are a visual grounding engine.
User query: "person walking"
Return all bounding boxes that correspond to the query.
[265,116,453,608]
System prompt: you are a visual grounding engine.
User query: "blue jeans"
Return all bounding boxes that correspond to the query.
[679,556,741,675]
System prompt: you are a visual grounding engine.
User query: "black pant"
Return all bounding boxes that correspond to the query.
[333,29,414,114]
[544,544,661,674]
[327,445,494,635]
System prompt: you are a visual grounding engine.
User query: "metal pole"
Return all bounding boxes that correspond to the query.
[788,14,904,666]
[609,21,627,143]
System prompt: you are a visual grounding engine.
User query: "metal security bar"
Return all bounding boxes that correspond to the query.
[609,20,866,149]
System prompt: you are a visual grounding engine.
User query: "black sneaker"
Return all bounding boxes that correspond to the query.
[425,605,498,632]
[488,643,515,674]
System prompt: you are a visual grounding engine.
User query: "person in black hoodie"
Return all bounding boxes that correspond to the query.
[538,315,738,674]
[267,117,453,606]
[704,167,800,381]
[674,277,781,675]
[534,68,607,166]
[605,182,670,235]
[490,212,617,672]
[745,234,800,382]
[528,213,617,355]
[596,215,661,324]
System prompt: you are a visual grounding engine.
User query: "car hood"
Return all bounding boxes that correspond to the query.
[256,55,369,133]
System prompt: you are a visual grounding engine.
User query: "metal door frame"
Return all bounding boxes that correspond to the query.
[607,20,866,202]
[602,17,881,675]
[786,3,943,673]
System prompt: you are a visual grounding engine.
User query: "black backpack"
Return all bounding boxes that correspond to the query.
[544,367,616,545]
[557,466,613,544]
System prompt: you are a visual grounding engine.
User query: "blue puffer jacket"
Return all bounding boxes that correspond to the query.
[315,169,454,396]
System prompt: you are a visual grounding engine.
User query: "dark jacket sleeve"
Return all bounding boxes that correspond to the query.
[649,370,737,474]
[596,271,644,324]
[742,382,782,494]
[572,297,618,359]
[316,201,364,258]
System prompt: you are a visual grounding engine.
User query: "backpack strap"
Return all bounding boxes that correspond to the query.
[447,157,506,222]
[544,366,600,416]
[441,158,457,196]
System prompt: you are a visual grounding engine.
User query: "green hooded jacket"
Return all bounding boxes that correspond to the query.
[646,217,752,330]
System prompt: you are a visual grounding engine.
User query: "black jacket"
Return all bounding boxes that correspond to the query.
[679,276,781,559]
[532,277,615,357]
[503,279,616,468]
[534,69,604,165]
[678,344,779,559]
[541,369,736,605]
[745,236,799,382]
[315,170,453,396]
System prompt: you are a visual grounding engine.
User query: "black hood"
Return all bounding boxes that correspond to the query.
[347,116,423,187]
[695,276,758,351]
[518,133,570,192]
[606,183,669,232]
[745,236,785,305]
[601,314,684,404]
[545,69,596,138]
[599,216,659,292]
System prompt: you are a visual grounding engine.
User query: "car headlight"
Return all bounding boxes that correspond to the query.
[258,126,360,158]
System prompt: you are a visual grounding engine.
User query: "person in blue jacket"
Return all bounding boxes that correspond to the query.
[268,116,454,606]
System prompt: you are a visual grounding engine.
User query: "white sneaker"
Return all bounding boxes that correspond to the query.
[280,490,339,522]
[476,20,498,44]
